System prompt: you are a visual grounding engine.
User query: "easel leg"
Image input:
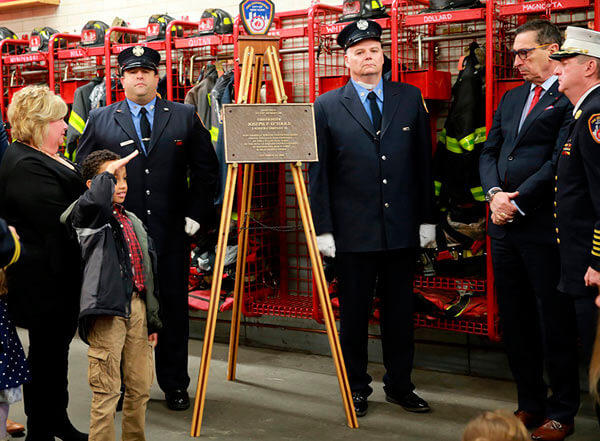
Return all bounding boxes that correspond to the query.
[290,163,359,429]
[191,163,239,437]
[227,163,255,380]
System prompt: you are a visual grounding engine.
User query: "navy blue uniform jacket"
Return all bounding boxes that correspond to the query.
[479,80,572,245]
[556,86,600,296]
[309,80,434,253]
[76,98,219,256]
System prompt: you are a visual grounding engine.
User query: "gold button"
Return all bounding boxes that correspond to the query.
[557,238,561,244]
[554,213,557,218]
[556,227,559,233]
[555,175,558,180]
[554,201,557,207]
[554,186,558,192]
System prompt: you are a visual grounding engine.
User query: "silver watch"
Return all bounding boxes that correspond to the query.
[485,188,502,203]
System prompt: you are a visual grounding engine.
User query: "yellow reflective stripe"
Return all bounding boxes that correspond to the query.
[470,186,485,201]
[593,240,600,246]
[445,135,462,154]
[371,0,381,9]
[595,234,600,241]
[474,126,487,143]
[434,180,442,196]
[68,111,85,134]
[207,92,211,106]
[210,126,219,143]
[7,228,20,266]
[592,250,600,257]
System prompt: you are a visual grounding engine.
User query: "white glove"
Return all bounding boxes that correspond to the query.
[316,233,336,258]
[184,217,200,236]
[419,223,437,248]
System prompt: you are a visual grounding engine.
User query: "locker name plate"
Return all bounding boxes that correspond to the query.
[223,103,318,163]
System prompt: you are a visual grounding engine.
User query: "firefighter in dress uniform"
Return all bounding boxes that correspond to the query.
[76,46,219,411]
[551,26,600,388]
[309,19,434,417]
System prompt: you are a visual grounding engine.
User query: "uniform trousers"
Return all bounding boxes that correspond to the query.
[336,248,417,397]
[154,252,190,393]
[490,237,580,423]
[87,294,153,441]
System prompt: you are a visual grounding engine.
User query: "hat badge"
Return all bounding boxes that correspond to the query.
[132,46,144,57]
[357,20,368,31]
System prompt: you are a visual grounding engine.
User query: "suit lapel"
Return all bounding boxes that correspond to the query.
[514,80,560,147]
[381,81,400,138]
[339,81,376,138]
[113,100,140,150]
[149,99,171,154]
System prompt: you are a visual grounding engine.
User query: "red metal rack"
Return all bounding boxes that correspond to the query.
[0,38,49,122]
[48,33,105,106]
[395,0,498,340]
[165,20,235,103]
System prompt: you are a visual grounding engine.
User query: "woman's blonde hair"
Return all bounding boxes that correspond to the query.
[7,85,67,148]
[463,410,529,441]
[590,310,600,403]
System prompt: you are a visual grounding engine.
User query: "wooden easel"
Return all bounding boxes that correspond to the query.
[190,37,359,437]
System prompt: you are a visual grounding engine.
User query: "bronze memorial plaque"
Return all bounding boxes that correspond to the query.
[223,103,318,163]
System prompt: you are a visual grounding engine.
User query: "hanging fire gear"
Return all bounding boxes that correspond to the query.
[434,41,487,212]
[66,77,103,157]
[198,9,234,35]
[338,0,387,22]
[0,27,21,55]
[30,27,59,52]
[146,14,183,41]
[80,20,109,47]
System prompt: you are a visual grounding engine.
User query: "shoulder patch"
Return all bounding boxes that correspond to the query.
[588,113,600,144]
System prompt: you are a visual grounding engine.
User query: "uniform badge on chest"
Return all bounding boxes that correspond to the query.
[562,141,572,156]
[588,113,600,144]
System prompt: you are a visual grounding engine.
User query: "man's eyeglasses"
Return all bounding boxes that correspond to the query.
[510,43,552,60]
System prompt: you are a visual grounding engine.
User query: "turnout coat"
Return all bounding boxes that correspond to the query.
[76,98,219,257]
[309,80,434,253]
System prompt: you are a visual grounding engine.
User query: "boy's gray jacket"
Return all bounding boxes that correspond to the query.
[61,172,162,344]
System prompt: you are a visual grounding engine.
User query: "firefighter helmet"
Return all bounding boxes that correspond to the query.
[0,27,22,55]
[30,27,60,52]
[146,14,183,41]
[339,0,387,22]
[109,17,139,44]
[80,20,109,47]
[198,9,234,35]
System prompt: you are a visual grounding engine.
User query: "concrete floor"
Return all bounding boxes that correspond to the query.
[8,330,600,440]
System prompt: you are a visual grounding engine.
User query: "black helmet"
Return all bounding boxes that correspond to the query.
[339,0,387,22]
[146,14,183,41]
[198,9,234,35]
[0,27,22,55]
[30,26,60,52]
[80,20,109,47]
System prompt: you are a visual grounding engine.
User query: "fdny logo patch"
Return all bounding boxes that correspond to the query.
[588,113,600,144]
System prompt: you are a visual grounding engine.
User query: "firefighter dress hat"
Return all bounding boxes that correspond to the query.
[117,46,160,74]
[550,26,600,59]
[337,19,382,50]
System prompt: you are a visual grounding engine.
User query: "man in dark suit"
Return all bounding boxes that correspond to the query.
[309,19,434,417]
[77,46,218,411]
[479,20,579,441]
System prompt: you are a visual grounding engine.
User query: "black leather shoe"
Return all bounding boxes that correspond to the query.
[165,389,190,411]
[352,392,368,417]
[385,391,430,413]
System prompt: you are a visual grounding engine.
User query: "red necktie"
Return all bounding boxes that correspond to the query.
[527,86,543,116]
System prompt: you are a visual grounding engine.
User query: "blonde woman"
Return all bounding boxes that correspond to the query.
[463,410,529,441]
[0,85,87,441]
